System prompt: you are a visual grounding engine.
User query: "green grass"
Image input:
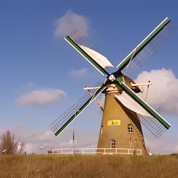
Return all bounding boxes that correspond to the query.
[0,154,178,178]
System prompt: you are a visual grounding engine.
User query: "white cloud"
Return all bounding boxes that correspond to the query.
[25,131,57,154]
[17,88,66,106]
[1,124,178,155]
[0,124,99,154]
[0,125,56,154]
[135,68,178,115]
[54,11,90,38]
[68,68,88,78]
[61,139,77,147]
[145,134,178,154]
[58,130,98,149]
[25,143,34,154]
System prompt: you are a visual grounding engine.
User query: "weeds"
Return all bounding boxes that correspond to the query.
[0,154,178,178]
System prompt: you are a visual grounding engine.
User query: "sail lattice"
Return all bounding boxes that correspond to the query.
[137,113,167,138]
[123,22,176,76]
[50,82,104,136]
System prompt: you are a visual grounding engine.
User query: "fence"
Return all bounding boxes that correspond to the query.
[47,148,142,155]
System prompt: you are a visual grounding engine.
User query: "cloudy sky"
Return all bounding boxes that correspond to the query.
[0,0,178,154]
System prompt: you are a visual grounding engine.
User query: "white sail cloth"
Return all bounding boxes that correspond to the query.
[114,92,152,117]
[80,45,114,68]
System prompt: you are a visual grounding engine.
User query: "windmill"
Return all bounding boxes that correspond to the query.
[50,17,176,155]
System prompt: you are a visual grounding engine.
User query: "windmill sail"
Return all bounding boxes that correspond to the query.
[79,45,114,69]
[114,91,168,137]
[117,17,176,76]
[50,83,106,136]
[116,77,171,136]
[137,113,168,138]
[65,36,110,76]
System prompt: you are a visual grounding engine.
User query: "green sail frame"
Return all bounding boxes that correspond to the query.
[53,84,106,136]
[65,36,109,76]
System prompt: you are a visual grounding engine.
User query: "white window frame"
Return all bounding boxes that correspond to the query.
[110,139,116,148]
[128,124,134,133]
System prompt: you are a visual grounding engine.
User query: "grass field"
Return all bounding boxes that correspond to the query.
[0,154,178,178]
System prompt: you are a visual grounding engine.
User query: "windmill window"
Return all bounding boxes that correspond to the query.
[110,139,116,148]
[128,124,134,133]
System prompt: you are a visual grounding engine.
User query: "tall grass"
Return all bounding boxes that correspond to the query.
[0,154,178,178]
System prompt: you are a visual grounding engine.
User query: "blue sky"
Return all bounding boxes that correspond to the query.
[0,0,178,154]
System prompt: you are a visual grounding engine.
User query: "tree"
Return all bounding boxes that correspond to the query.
[0,130,25,155]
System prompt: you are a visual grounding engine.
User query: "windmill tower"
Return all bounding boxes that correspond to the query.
[97,77,149,154]
[50,17,176,155]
